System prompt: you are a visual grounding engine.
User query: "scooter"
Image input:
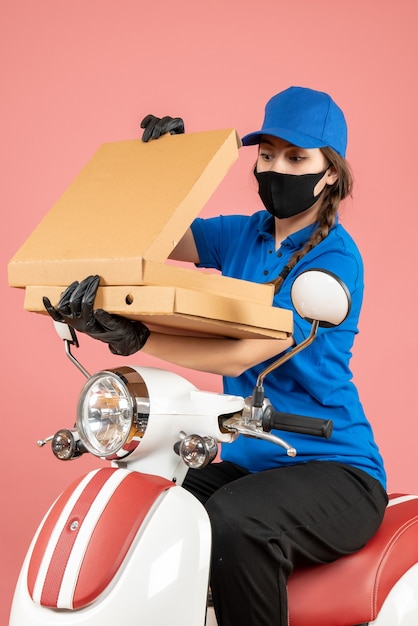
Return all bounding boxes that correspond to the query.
[9,269,418,626]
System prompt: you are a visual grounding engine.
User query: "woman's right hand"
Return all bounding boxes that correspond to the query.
[140,114,185,142]
[43,275,150,356]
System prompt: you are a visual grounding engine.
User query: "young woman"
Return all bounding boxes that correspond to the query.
[44,86,387,626]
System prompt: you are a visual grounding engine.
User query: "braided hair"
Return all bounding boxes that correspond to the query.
[269,147,353,294]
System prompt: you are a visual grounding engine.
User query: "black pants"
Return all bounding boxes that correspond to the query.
[183,460,387,626]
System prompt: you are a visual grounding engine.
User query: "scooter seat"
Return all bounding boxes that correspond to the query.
[288,493,418,626]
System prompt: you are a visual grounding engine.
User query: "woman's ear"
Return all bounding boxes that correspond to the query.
[326,166,339,186]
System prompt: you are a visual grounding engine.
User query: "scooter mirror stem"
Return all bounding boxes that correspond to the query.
[64,339,91,379]
[251,269,351,407]
[251,384,265,409]
[253,320,319,403]
[53,321,91,379]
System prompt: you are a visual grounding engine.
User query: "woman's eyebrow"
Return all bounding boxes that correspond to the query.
[259,138,275,146]
[259,138,297,148]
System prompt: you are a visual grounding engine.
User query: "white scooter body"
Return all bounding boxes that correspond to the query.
[10,366,242,626]
[11,472,211,626]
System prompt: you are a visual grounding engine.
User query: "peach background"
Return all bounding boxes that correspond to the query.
[2,0,417,622]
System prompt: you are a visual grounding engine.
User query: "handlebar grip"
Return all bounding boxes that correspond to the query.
[262,405,333,439]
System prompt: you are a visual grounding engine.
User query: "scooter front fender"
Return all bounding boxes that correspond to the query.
[10,467,211,626]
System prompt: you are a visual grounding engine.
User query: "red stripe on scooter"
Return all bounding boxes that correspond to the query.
[41,468,115,607]
[29,468,116,607]
[28,468,174,609]
[27,472,91,599]
[73,472,173,608]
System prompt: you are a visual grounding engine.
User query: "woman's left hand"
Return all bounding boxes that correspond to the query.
[140,114,185,142]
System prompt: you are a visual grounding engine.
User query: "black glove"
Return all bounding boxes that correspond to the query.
[140,114,185,142]
[43,275,150,356]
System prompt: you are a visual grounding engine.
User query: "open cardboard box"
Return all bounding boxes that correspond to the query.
[8,129,293,339]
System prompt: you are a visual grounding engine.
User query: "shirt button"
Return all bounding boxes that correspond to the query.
[263,270,269,276]
[277,251,282,257]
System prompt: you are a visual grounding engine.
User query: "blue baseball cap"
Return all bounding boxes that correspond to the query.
[241,86,347,157]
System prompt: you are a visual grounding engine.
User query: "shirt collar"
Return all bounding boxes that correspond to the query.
[257,211,339,250]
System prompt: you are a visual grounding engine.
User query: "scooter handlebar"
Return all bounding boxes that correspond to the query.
[262,405,333,440]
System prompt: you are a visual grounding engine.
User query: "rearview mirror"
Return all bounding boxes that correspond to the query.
[254,269,351,394]
[291,269,351,328]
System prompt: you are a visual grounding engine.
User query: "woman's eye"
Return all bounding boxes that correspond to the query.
[259,152,273,161]
[289,155,306,162]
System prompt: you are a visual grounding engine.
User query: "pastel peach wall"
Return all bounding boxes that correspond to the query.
[2,0,417,622]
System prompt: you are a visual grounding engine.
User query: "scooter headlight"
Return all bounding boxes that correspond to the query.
[77,367,149,459]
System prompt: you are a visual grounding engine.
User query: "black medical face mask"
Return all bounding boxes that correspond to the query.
[254,166,330,219]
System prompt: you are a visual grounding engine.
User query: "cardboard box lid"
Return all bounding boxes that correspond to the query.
[8,129,241,286]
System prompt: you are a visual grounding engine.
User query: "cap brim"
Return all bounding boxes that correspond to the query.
[241,128,328,149]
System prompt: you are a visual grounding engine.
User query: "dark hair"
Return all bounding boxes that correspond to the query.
[269,147,353,294]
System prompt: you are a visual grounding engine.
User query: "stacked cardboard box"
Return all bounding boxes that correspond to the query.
[8,129,292,340]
